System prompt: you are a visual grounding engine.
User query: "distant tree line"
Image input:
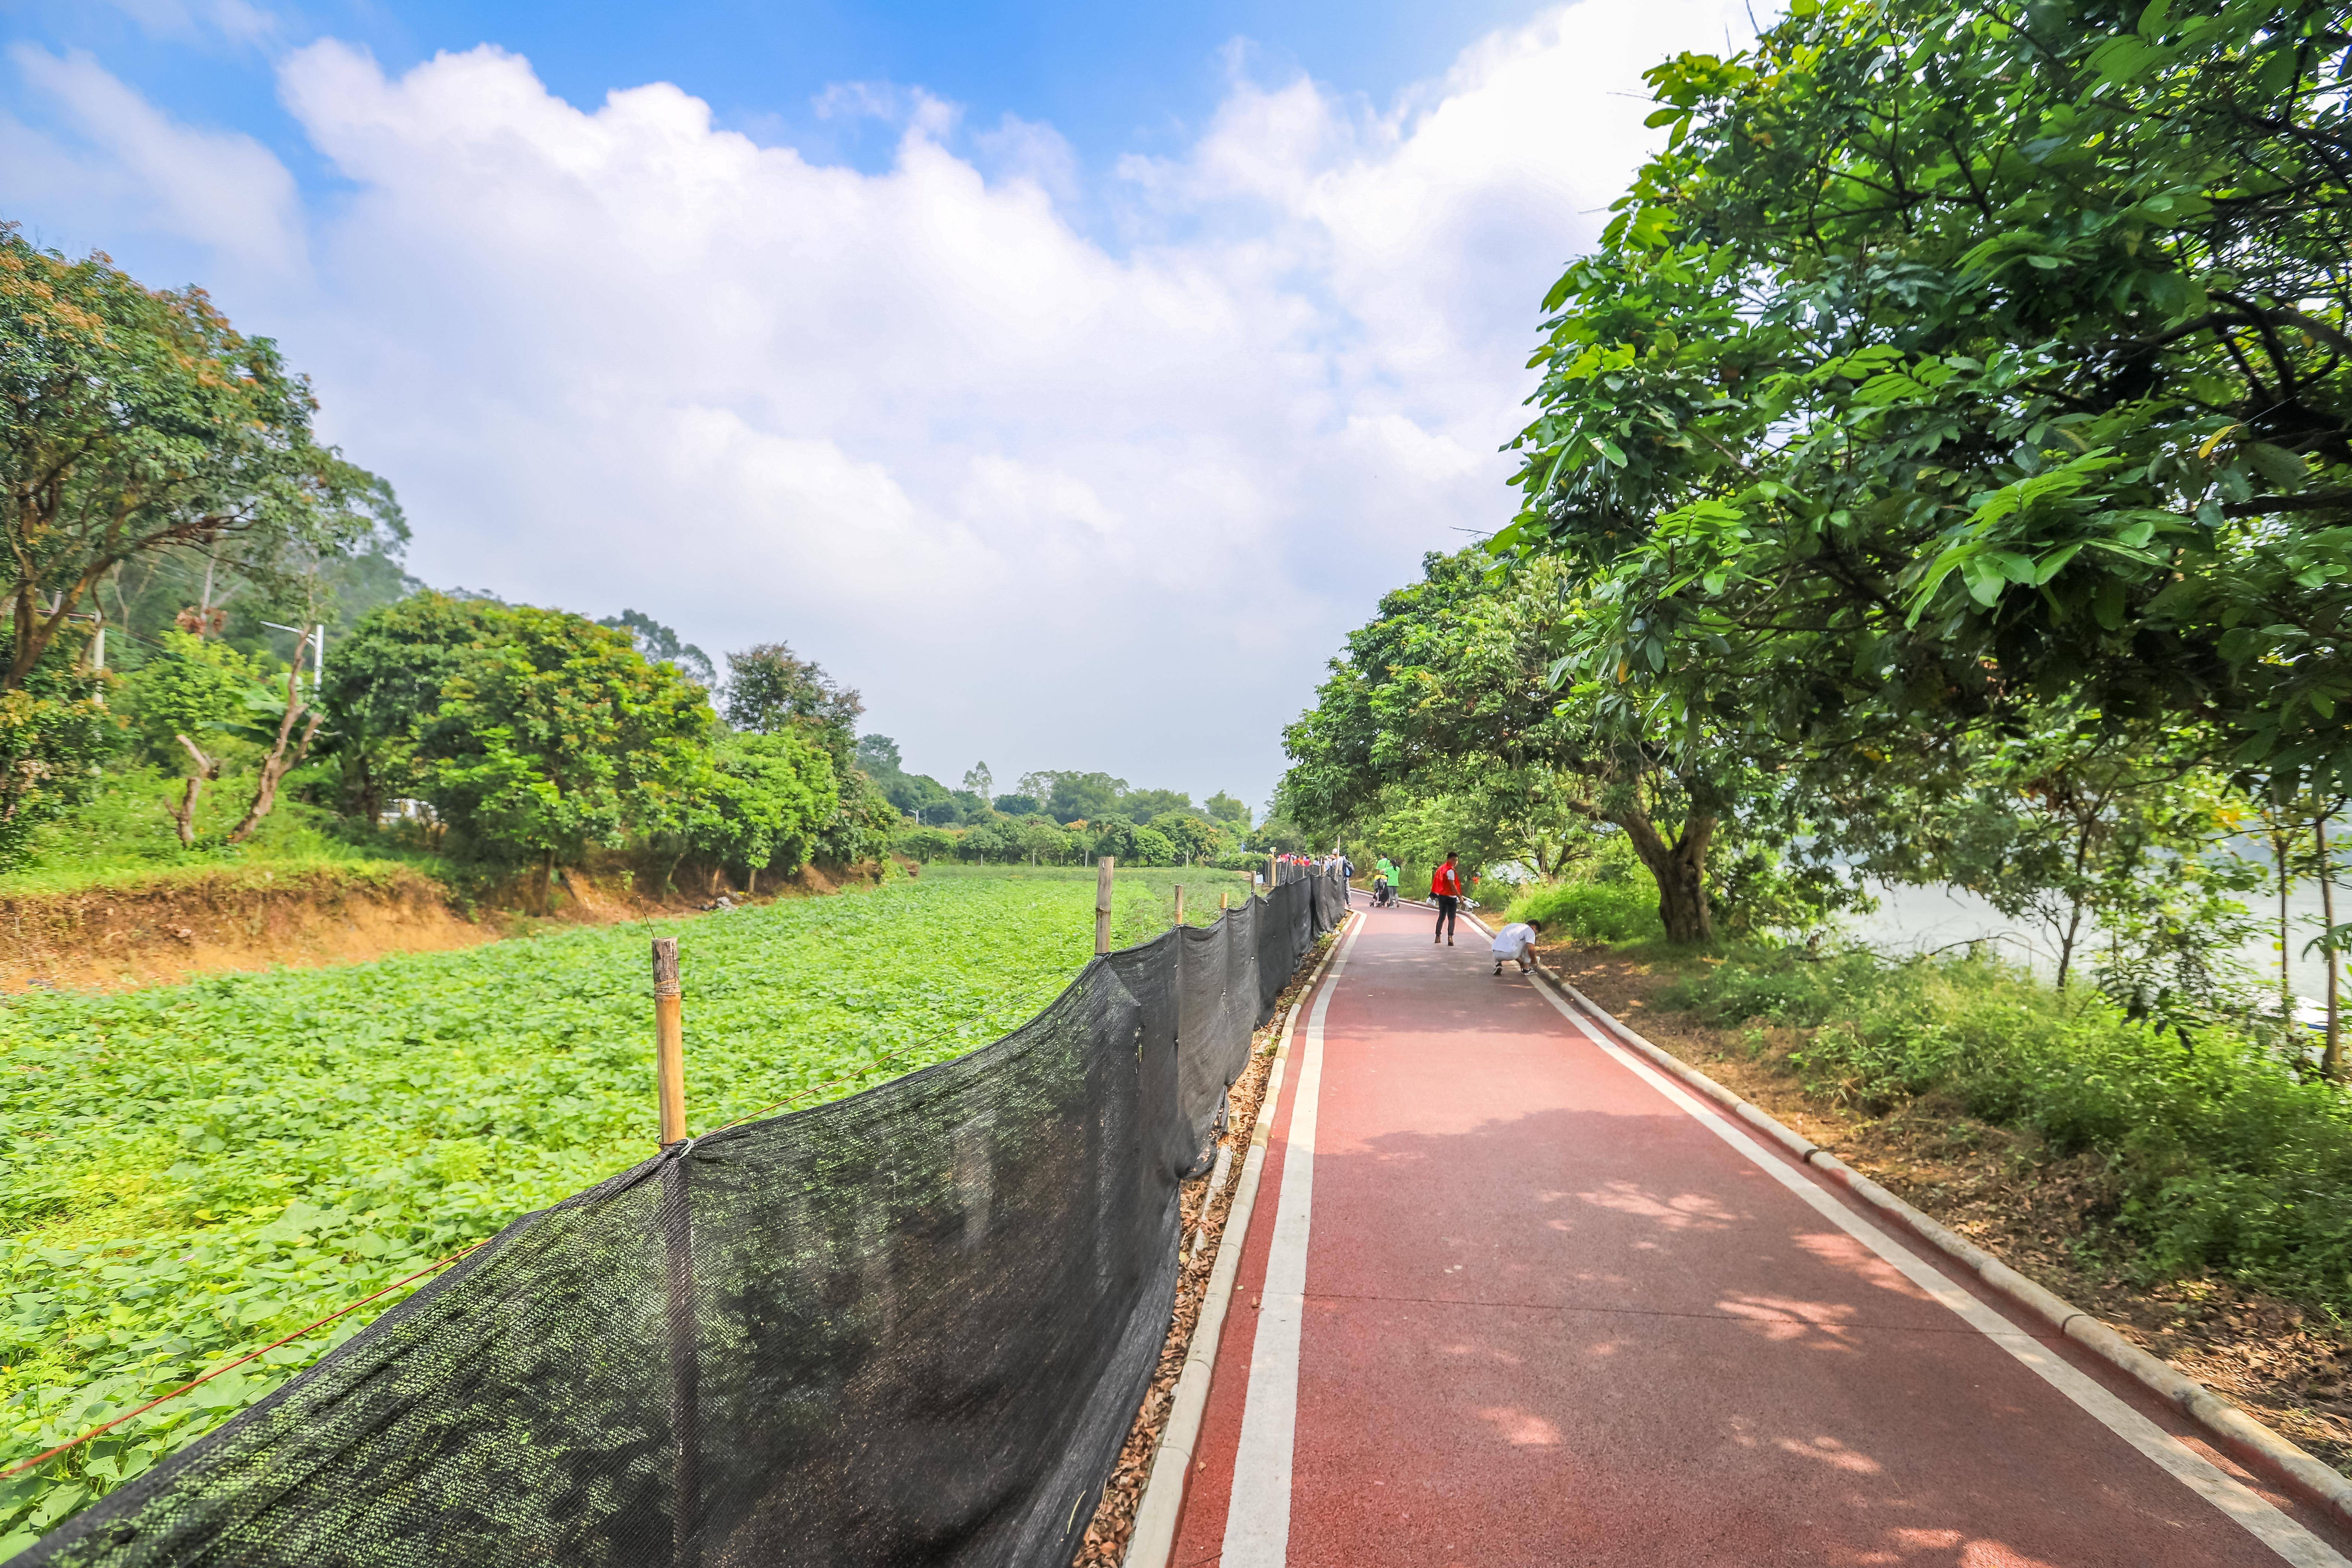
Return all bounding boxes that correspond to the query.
[868,754,1290,867]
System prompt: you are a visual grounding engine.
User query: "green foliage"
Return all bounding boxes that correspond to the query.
[0,667,111,874]
[1281,547,1859,940]
[664,729,839,881]
[1090,816,1176,866]
[1204,792,1250,830]
[114,633,273,767]
[723,643,859,773]
[1497,0,2352,793]
[0,774,426,894]
[0,225,399,691]
[1665,947,2352,1302]
[858,733,960,824]
[1504,842,1666,944]
[419,607,710,873]
[1245,806,1311,856]
[1027,770,1126,825]
[598,610,712,687]
[0,867,1242,1542]
[1147,810,1229,863]
[316,593,506,824]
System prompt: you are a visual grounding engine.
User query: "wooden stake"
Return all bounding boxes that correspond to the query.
[1095,856,1116,955]
[1220,891,1229,911]
[1174,883,1185,928]
[652,937,687,1143]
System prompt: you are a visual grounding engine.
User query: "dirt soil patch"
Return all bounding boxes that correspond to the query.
[1544,941,2352,1482]
[1,859,894,994]
[1072,928,1341,1567]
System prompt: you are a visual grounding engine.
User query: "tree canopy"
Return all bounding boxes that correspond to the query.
[1,227,398,691]
[1493,0,2350,796]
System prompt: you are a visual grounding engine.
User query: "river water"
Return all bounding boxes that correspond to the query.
[1845,874,2338,1014]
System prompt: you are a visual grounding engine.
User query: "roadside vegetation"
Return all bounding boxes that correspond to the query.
[0,864,1246,1548]
[1668,945,2352,1302]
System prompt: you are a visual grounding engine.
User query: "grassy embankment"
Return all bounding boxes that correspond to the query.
[0,862,1249,1550]
[0,767,433,893]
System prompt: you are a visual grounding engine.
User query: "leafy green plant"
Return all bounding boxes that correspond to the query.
[0,864,1250,1548]
[0,640,109,872]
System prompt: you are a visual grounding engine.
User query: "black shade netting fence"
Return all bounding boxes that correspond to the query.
[25,873,1352,1568]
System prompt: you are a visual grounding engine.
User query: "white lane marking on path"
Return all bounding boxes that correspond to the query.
[1218,914,1363,1568]
[1527,981,2350,1568]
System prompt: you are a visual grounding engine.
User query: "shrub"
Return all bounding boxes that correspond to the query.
[1665,948,2352,1303]
[1503,836,1664,942]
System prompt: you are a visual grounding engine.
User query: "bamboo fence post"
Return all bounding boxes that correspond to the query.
[649,935,699,1562]
[1095,856,1116,955]
[652,938,686,1144]
[1220,890,1228,912]
[1266,851,1277,890]
[1174,883,1185,929]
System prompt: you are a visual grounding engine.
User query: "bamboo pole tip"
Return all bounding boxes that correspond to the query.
[651,937,681,995]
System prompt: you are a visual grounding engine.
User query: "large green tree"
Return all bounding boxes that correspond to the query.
[1497,0,2351,797]
[2,228,397,690]
[658,729,839,893]
[1283,549,1848,940]
[318,592,508,824]
[418,607,710,897]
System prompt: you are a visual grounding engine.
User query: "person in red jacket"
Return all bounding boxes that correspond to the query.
[1430,851,1463,945]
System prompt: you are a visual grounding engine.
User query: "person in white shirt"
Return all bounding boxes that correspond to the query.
[1491,918,1544,975]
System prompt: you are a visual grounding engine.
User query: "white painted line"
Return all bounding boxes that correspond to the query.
[1125,915,1354,1568]
[1217,915,1361,1568]
[1526,978,2350,1568]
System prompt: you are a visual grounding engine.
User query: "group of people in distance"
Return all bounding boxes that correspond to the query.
[1350,850,1543,976]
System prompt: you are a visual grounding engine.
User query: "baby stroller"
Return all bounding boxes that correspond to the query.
[1372,874,1396,908]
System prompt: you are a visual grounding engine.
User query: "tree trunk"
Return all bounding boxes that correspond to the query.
[230,642,323,844]
[2321,814,2341,1081]
[1616,808,1717,944]
[2278,822,2295,1025]
[229,660,325,844]
[2056,899,2086,991]
[167,733,220,847]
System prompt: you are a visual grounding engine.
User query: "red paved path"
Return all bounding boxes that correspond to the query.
[1169,902,2352,1568]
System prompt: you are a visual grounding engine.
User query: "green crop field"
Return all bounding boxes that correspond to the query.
[0,863,1253,1551]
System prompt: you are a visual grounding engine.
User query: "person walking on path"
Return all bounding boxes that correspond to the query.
[1490,916,1542,975]
[1430,851,1463,945]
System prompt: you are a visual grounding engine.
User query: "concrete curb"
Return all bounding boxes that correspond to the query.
[1525,952,2352,1538]
[1122,914,1355,1568]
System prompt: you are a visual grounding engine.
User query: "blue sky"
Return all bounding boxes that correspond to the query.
[11,0,1549,184]
[1,0,1758,807]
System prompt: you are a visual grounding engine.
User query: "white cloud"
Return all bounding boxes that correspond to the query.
[1,45,300,271]
[99,0,277,47]
[0,1,1759,799]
